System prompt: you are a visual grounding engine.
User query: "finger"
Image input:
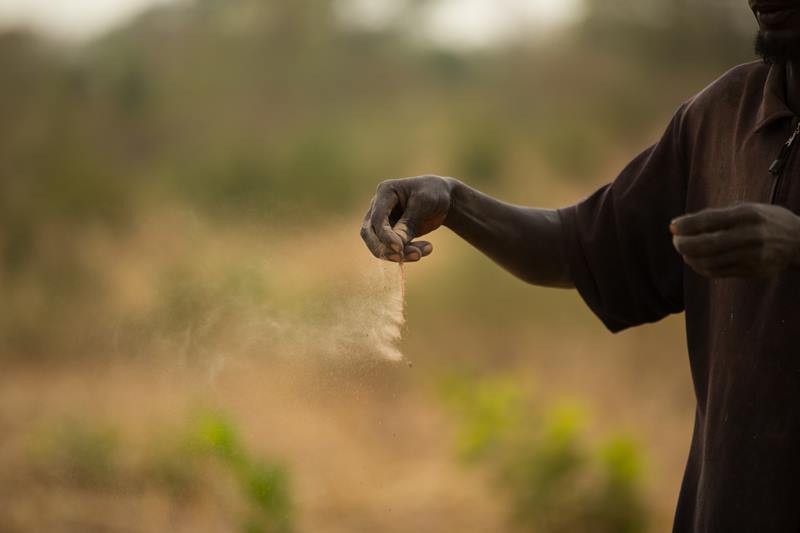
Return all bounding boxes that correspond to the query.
[361,221,390,259]
[393,193,428,245]
[411,241,433,257]
[683,258,731,279]
[393,220,413,246]
[403,247,422,262]
[688,263,751,279]
[401,240,434,263]
[683,249,758,278]
[671,205,761,236]
[673,227,762,258]
[370,188,404,254]
[687,248,756,271]
[693,264,755,278]
[361,202,392,259]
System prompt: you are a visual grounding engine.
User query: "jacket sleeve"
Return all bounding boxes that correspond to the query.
[557,104,690,333]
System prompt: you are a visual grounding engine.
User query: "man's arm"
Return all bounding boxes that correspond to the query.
[359,175,573,288]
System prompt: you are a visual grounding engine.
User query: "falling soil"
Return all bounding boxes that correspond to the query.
[373,262,406,361]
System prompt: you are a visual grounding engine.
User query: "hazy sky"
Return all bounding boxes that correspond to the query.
[0,0,177,39]
[0,0,581,45]
[424,0,581,47]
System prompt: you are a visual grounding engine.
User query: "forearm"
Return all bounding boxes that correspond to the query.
[443,178,574,288]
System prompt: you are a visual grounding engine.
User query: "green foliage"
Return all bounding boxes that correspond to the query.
[28,411,293,533]
[441,376,650,533]
[587,438,649,533]
[28,418,120,487]
[440,375,525,461]
[189,411,294,533]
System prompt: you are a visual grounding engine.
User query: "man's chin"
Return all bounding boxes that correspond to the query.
[756,30,800,63]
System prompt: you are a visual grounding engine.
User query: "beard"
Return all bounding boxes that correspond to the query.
[756,30,800,63]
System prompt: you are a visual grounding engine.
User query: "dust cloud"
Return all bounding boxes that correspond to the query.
[304,261,407,362]
[239,260,409,365]
[137,221,411,372]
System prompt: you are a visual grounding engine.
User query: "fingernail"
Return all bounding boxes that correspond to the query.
[422,243,433,253]
[407,252,420,261]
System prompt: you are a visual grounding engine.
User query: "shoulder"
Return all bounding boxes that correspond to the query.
[697,61,769,97]
[668,61,771,151]
[684,61,769,117]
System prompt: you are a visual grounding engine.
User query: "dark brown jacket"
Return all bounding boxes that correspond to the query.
[559,61,800,532]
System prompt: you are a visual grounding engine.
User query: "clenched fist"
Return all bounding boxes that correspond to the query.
[671,203,800,278]
[360,176,454,263]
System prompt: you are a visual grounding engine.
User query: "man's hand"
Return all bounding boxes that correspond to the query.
[671,203,800,278]
[360,175,454,263]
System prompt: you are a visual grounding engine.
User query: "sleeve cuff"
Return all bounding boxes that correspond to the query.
[557,205,630,334]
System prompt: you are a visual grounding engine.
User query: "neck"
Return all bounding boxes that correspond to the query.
[786,60,800,117]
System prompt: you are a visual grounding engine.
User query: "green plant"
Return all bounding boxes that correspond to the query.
[25,411,293,533]
[440,375,526,461]
[28,418,120,487]
[441,376,650,533]
[190,411,294,533]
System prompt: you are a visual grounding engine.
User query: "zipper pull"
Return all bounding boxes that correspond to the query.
[770,121,800,176]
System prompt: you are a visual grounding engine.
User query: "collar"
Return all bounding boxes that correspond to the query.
[753,62,796,133]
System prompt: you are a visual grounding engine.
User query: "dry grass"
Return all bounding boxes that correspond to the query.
[0,211,695,532]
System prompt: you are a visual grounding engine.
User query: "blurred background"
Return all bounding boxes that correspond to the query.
[0,0,756,531]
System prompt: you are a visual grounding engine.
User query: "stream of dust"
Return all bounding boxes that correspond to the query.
[373,262,406,361]
[309,259,407,362]
[169,259,409,381]
[249,260,408,364]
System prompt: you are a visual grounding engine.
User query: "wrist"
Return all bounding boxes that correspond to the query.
[442,177,464,229]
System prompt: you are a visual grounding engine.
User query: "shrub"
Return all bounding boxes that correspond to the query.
[441,375,650,533]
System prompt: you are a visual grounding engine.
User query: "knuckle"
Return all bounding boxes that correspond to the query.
[750,205,767,223]
[414,190,434,206]
[376,179,396,194]
[417,174,442,185]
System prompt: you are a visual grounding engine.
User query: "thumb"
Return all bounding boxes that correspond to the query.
[393,203,421,245]
[392,190,445,246]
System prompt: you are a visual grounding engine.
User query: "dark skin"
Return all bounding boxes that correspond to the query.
[361,2,800,283]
